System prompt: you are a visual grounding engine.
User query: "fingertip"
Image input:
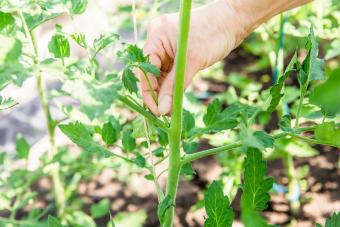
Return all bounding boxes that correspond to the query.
[158,95,172,115]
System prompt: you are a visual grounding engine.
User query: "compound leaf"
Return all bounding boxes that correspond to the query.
[204,181,234,227]
[93,33,119,56]
[59,122,113,157]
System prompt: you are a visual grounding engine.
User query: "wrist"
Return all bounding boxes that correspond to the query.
[220,0,312,46]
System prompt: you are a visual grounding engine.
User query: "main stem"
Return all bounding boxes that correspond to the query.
[19,12,66,216]
[164,1,192,226]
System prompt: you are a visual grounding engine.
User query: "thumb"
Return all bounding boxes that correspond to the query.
[158,65,197,115]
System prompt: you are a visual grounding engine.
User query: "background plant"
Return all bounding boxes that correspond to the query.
[0,0,339,227]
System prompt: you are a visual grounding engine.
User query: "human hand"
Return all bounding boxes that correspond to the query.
[139,0,246,116]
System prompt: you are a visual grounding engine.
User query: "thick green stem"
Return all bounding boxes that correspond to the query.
[163,1,192,226]
[19,12,66,216]
[181,124,326,165]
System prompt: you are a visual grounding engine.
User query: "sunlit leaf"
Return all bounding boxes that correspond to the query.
[70,0,88,15]
[59,122,113,157]
[315,122,340,148]
[0,11,15,32]
[48,34,70,59]
[70,32,87,48]
[309,69,340,117]
[93,33,119,56]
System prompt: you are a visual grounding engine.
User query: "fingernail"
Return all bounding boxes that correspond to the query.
[158,95,172,115]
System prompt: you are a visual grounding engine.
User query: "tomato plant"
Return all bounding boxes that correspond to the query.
[0,0,339,227]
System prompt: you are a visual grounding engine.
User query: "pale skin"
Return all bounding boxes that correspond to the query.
[139,0,313,116]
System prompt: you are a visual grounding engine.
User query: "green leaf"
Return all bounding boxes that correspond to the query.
[91,199,110,219]
[62,77,121,120]
[16,134,30,159]
[201,102,255,134]
[153,147,164,157]
[183,141,198,154]
[48,215,63,227]
[144,174,155,181]
[70,0,88,15]
[158,128,169,147]
[0,152,5,165]
[279,115,292,132]
[122,67,139,94]
[325,40,340,60]
[203,99,222,126]
[239,124,274,150]
[134,153,146,168]
[122,129,136,152]
[325,212,340,227]
[70,33,87,48]
[101,121,118,145]
[118,44,147,63]
[309,69,340,117]
[0,96,17,110]
[0,11,15,31]
[298,27,324,86]
[182,109,195,138]
[157,195,173,226]
[271,137,318,158]
[241,148,274,211]
[138,62,160,76]
[48,34,70,58]
[315,122,340,148]
[112,210,146,227]
[266,53,297,113]
[93,33,119,56]
[24,12,61,31]
[181,163,196,176]
[204,181,234,227]
[0,35,22,64]
[59,122,113,157]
